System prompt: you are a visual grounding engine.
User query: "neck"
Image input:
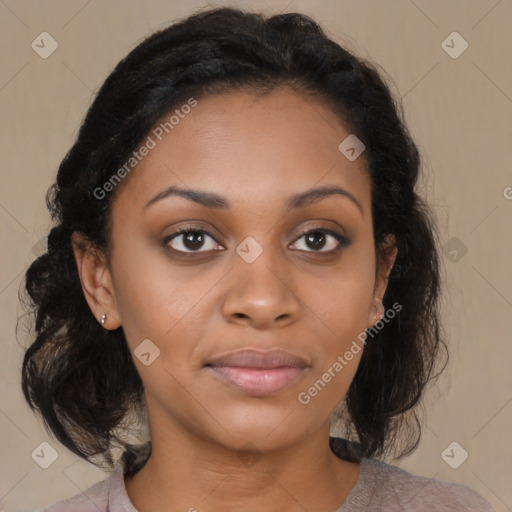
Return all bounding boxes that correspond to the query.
[125,421,360,512]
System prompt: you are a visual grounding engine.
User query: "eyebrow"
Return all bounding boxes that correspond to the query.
[143,184,363,216]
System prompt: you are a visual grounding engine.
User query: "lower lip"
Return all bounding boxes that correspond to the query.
[208,366,305,397]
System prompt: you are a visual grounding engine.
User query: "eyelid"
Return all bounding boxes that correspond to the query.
[162,222,350,254]
[289,225,350,252]
[292,223,345,240]
[162,225,224,253]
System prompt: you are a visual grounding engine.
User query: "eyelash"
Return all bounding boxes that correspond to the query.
[162,225,351,256]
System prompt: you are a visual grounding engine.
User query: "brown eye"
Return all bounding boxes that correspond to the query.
[290,229,350,253]
[164,229,222,253]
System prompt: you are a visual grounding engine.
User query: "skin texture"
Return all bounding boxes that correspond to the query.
[72,86,397,512]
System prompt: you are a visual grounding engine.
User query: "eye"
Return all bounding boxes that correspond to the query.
[162,226,350,255]
[164,228,223,253]
[289,228,350,253]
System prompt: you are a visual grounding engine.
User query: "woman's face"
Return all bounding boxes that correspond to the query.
[84,86,396,453]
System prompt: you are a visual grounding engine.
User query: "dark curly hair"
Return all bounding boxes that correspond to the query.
[21,6,447,469]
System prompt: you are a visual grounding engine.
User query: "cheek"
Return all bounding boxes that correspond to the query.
[295,249,374,405]
[304,250,375,338]
[296,338,363,417]
[109,243,221,349]
[295,278,369,411]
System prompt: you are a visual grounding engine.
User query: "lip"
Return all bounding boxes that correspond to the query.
[205,349,308,397]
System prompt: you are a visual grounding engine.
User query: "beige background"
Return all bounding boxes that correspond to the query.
[1,0,511,510]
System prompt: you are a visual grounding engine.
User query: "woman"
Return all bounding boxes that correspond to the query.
[22,6,494,511]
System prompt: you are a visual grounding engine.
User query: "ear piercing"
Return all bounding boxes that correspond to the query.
[373,303,384,322]
[101,313,107,326]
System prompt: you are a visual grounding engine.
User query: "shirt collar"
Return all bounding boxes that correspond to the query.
[107,441,152,512]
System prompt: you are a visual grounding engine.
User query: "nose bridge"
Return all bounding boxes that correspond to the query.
[221,234,300,327]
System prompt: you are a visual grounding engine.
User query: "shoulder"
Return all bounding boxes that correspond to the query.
[36,442,150,512]
[35,475,111,512]
[355,457,495,511]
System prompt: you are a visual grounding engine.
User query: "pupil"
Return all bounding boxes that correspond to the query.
[307,231,325,249]
[184,231,204,250]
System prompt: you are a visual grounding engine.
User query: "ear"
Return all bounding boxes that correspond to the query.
[366,234,398,329]
[71,232,121,329]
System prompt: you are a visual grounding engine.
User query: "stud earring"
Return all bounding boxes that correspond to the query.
[373,303,384,322]
[101,313,107,326]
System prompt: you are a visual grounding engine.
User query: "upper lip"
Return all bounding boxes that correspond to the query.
[205,349,308,369]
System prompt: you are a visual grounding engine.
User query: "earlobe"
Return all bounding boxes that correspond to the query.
[71,232,121,329]
[367,300,385,329]
[367,235,398,328]
[373,302,385,322]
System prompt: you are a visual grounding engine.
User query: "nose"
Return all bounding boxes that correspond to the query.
[221,247,301,330]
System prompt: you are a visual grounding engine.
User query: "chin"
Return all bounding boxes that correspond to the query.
[196,403,314,453]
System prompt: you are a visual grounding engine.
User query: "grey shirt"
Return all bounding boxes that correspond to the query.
[38,442,495,511]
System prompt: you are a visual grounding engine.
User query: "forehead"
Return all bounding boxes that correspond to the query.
[112,86,371,216]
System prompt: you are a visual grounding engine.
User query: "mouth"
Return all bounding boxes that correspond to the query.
[204,349,308,397]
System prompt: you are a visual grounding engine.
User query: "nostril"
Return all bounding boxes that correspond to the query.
[234,313,248,319]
